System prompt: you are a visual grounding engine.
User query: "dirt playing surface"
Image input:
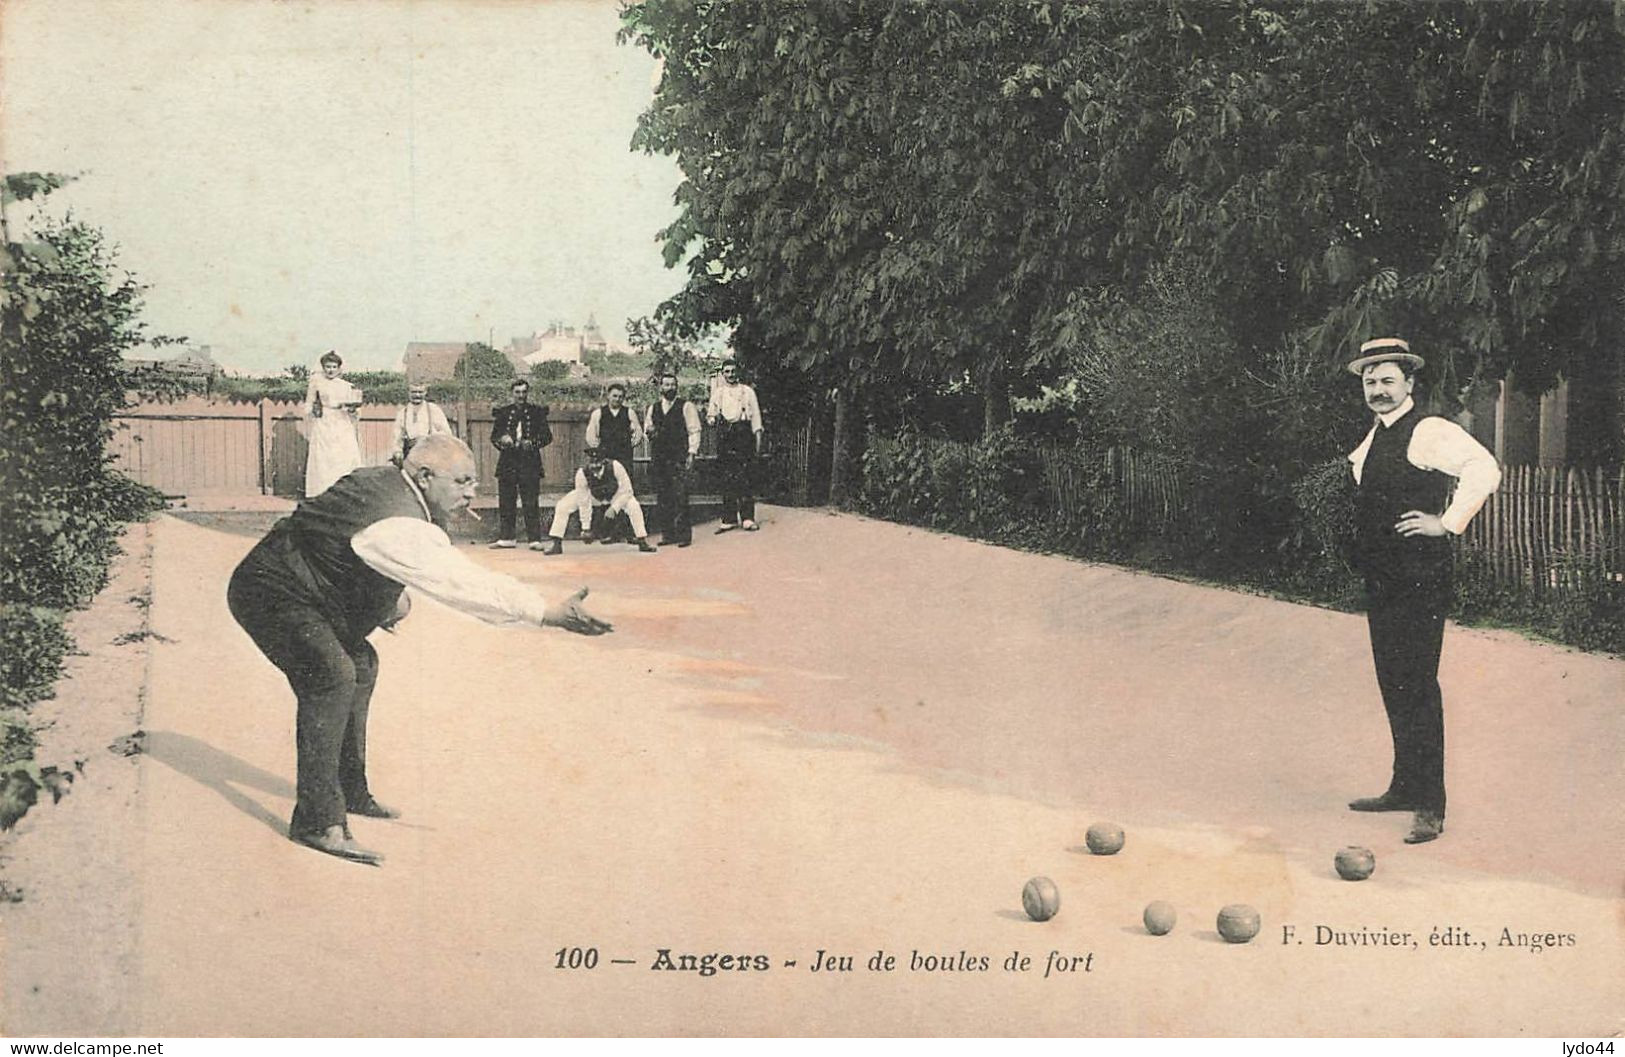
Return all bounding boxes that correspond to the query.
[4,508,1621,1036]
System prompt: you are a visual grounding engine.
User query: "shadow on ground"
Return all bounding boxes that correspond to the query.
[141,729,291,836]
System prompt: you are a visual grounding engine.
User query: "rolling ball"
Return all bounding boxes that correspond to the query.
[1216,904,1261,943]
[1022,876,1061,922]
[1085,822,1125,856]
[1334,846,1376,881]
[1143,901,1177,935]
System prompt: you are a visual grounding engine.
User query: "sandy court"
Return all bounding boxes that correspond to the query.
[102,510,1625,1034]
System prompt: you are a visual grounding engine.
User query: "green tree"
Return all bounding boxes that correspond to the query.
[624,1,1623,469]
[453,342,514,382]
[530,359,571,382]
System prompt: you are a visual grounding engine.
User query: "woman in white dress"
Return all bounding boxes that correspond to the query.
[301,350,365,497]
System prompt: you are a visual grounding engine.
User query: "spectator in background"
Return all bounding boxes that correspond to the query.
[644,370,701,548]
[539,447,655,555]
[301,350,365,498]
[585,382,644,475]
[706,360,764,532]
[391,383,451,464]
[490,379,553,550]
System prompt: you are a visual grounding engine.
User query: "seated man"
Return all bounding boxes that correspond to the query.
[541,447,656,555]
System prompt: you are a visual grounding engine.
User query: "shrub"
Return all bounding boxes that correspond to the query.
[0,173,168,780]
[0,606,71,713]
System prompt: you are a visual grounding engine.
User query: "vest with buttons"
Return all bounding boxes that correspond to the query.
[585,462,619,503]
[1355,407,1453,582]
[596,405,635,471]
[649,397,690,464]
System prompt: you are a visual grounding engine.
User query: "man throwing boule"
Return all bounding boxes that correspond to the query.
[227,434,611,865]
[1344,337,1500,845]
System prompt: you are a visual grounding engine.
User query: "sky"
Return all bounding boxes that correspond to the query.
[0,0,687,374]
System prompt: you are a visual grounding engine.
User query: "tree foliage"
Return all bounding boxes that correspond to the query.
[453,341,514,382]
[623,0,1623,427]
[1,174,167,749]
[625,313,727,379]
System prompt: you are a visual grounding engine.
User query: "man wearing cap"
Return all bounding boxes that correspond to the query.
[1344,337,1501,845]
[391,383,452,463]
[227,434,612,865]
[490,379,553,551]
[538,446,656,555]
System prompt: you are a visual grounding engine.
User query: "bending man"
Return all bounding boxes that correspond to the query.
[540,447,655,555]
[228,434,611,865]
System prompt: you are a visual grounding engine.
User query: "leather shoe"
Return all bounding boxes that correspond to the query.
[290,824,383,865]
[636,538,657,553]
[539,539,563,556]
[1348,793,1413,813]
[347,796,400,819]
[1404,811,1445,844]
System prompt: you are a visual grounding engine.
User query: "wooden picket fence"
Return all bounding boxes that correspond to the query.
[1460,465,1625,594]
[110,397,725,501]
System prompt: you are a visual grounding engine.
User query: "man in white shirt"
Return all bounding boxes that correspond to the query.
[227,434,611,865]
[705,361,764,532]
[538,447,656,555]
[1344,337,1501,845]
[391,383,451,463]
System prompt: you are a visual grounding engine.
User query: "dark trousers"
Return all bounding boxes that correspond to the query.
[650,459,691,543]
[717,423,757,526]
[1365,580,1449,816]
[498,471,542,542]
[228,571,378,836]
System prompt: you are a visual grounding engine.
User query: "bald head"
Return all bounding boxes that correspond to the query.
[404,433,473,474]
[404,434,478,515]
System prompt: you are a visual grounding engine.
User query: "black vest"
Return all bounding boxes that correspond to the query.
[585,462,619,503]
[1355,408,1453,582]
[597,405,635,469]
[238,467,432,643]
[648,397,690,464]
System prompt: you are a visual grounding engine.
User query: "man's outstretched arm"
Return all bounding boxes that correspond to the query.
[352,517,612,634]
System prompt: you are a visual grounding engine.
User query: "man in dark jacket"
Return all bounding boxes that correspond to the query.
[227,435,611,865]
[490,378,553,550]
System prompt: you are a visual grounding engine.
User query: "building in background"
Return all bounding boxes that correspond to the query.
[402,341,472,385]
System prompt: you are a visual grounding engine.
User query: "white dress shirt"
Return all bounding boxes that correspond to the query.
[349,472,553,626]
[1347,398,1503,535]
[706,381,763,431]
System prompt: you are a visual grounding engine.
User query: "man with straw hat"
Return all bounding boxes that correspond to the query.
[1343,337,1501,845]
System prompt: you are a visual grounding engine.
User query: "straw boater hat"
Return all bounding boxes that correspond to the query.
[1346,337,1425,375]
